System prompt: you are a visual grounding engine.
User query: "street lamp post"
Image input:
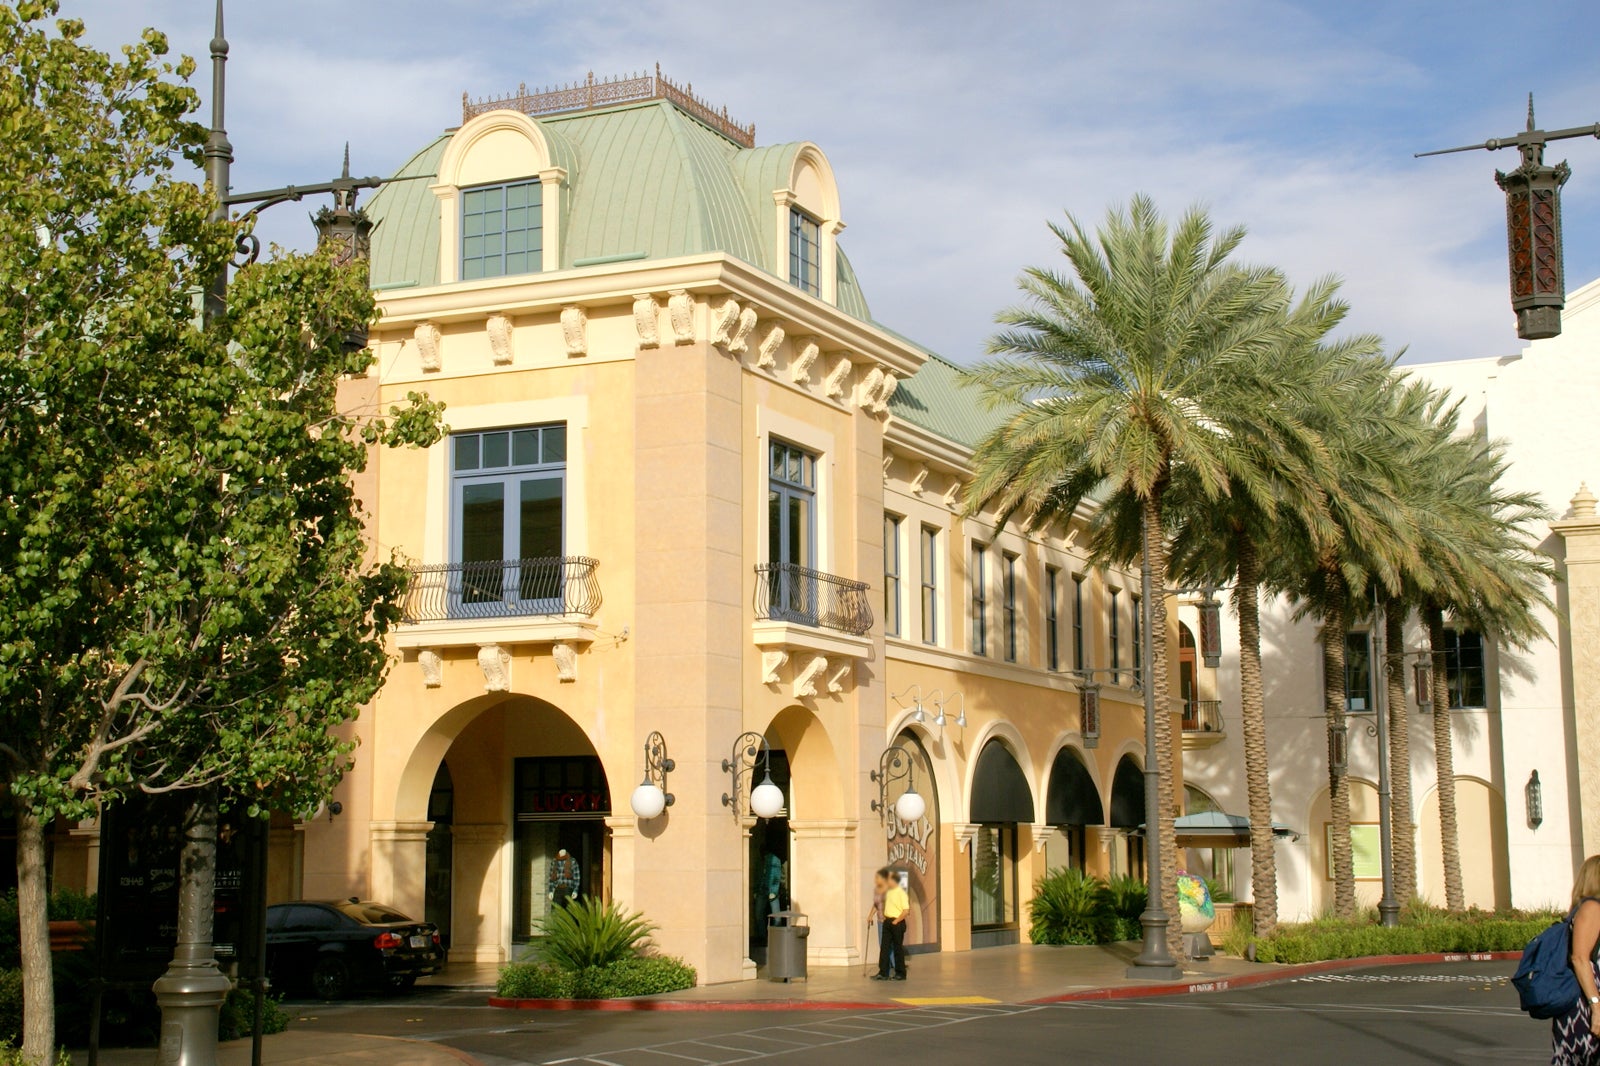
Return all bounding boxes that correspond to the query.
[151,5,382,1064]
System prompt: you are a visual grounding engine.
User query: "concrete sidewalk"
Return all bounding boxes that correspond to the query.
[69,1030,480,1066]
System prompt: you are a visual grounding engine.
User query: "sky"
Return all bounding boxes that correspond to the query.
[67,0,1600,366]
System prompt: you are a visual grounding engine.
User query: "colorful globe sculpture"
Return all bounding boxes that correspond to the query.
[1175,871,1215,933]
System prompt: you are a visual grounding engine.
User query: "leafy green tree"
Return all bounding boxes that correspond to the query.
[0,5,440,1060]
[963,196,1290,957]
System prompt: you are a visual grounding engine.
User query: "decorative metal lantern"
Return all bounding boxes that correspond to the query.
[1198,587,1223,669]
[1526,769,1544,829]
[311,145,376,268]
[1329,723,1349,775]
[1080,684,1101,748]
[1413,660,1434,713]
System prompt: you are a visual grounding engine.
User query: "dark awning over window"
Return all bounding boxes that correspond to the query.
[970,740,1034,823]
[1109,755,1145,828]
[1045,748,1105,826]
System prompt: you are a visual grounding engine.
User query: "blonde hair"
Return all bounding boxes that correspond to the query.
[1574,855,1600,907]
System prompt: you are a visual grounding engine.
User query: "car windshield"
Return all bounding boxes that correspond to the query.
[331,901,414,925]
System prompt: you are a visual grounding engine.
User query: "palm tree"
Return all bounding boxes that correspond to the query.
[962,197,1290,957]
[1381,599,1418,901]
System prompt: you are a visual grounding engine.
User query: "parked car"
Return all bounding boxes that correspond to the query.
[265,899,443,999]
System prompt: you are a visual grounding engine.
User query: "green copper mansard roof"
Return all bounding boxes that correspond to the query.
[365,98,869,321]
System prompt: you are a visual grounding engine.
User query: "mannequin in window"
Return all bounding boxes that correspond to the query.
[548,848,579,908]
[763,850,785,916]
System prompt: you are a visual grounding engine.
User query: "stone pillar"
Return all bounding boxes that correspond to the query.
[1554,483,1600,856]
[789,818,859,967]
[369,821,432,924]
[449,823,507,964]
[605,815,636,913]
[1087,826,1119,880]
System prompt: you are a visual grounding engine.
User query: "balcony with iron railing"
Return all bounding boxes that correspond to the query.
[394,556,601,649]
[752,562,875,693]
[1182,698,1226,750]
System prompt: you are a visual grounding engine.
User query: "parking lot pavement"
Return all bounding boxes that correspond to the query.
[274,960,1548,1066]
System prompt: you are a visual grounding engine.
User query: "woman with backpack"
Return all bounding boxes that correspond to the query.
[1554,856,1600,1064]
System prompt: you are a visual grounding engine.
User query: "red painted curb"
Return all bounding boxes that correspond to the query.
[488,953,1520,1012]
[1024,951,1522,1005]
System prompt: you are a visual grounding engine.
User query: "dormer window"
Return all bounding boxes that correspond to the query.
[788,207,821,296]
[461,179,543,280]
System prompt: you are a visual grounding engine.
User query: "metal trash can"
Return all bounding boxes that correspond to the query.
[766,910,810,981]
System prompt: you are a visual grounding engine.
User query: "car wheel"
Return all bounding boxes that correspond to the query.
[386,975,418,994]
[311,956,352,1001]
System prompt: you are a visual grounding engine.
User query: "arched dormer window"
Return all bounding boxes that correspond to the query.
[773,144,843,303]
[432,110,567,284]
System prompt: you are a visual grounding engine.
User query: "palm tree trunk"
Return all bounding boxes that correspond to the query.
[1235,537,1278,936]
[1384,604,1417,901]
[1426,605,1465,911]
[1141,492,1184,961]
[1321,576,1357,919]
[17,804,56,1065]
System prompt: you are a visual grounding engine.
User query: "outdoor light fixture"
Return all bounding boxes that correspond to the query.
[722,731,784,820]
[1329,723,1349,775]
[1198,586,1223,669]
[1080,684,1101,748]
[890,684,926,724]
[930,690,966,730]
[871,745,927,825]
[1417,96,1600,341]
[1527,770,1544,829]
[629,730,674,821]
[1413,660,1435,713]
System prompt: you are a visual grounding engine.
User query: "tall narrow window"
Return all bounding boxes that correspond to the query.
[1072,574,1085,671]
[920,525,940,645]
[971,543,988,656]
[766,439,818,624]
[451,425,566,616]
[1109,588,1121,680]
[1345,630,1373,713]
[1002,552,1019,662]
[789,208,821,296]
[1045,566,1061,671]
[461,179,543,280]
[884,514,903,638]
[1131,593,1142,685]
[1444,628,1487,709]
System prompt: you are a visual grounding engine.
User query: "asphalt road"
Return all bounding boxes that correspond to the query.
[283,961,1552,1066]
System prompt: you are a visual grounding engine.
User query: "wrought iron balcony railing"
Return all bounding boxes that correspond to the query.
[1183,699,1225,734]
[753,562,873,638]
[402,556,601,623]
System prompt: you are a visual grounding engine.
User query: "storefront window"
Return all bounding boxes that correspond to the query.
[969,824,1016,928]
[511,756,609,941]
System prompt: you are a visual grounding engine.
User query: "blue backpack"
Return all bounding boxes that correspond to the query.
[1514,898,1598,1019]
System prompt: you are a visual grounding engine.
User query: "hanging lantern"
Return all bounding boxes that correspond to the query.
[1526,770,1544,829]
[1329,723,1349,775]
[1198,587,1223,668]
[1080,684,1101,748]
[1495,126,1570,341]
[1413,660,1434,713]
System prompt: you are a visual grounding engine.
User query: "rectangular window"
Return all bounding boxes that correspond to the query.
[1109,588,1121,679]
[1444,629,1487,709]
[766,439,818,624]
[1131,593,1142,685]
[1072,574,1085,671]
[920,525,940,645]
[788,208,821,296]
[971,543,988,656]
[461,179,543,280]
[884,514,903,638]
[1345,630,1373,713]
[450,425,566,615]
[1002,552,1019,662]
[1045,566,1061,671]
[970,824,1017,928]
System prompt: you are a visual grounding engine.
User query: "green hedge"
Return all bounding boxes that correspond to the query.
[0,970,18,1048]
[497,955,697,1000]
[1028,869,1148,946]
[1224,906,1559,964]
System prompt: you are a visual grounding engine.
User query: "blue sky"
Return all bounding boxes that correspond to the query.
[71,0,1600,364]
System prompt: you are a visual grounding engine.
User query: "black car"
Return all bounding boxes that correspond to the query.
[265,899,444,999]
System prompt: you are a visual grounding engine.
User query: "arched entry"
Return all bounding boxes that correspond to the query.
[1045,747,1104,874]
[885,730,941,953]
[1109,755,1146,880]
[1419,778,1510,910]
[424,763,455,947]
[969,740,1034,947]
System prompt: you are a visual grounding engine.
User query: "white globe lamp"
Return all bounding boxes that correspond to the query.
[750,774,785,820]
[630,780,668,821]
[894,787,927,824]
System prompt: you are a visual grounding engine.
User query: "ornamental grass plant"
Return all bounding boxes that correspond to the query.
[1221,900,1560,964]
[497,899,697,1000]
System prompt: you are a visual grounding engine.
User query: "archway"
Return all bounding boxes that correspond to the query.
[1419,777,1510,910]
[885,730,941,953]
[1045,747,1104,874]
[1109,755,1146,880]
[969,740,1033,947]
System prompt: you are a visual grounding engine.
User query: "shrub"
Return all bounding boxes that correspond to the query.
[0,969,18,1046]
[1102,875,1148,941]
[497,955,696,1000]
[218,986,291,1042]
[1203,877,1235,905]
[1029,868,1106,945]
[537,898,656,971]
[0,888,99,970]
[0,1042,70,1066]
[1225,913,1557,964]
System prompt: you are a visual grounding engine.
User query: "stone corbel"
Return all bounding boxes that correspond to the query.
[633,294,660,350]
[869,370,899,414]
[942,479,963,509]
[477,643,511,692]
[824,356,852,399]
[560,305,587,358]
[1030,824,1059,853]
[418,648,442,689]
[825,661,852,695]
[790,341,820,384]
[793,655,828,698]
[881,449,895,481]
[729,307,759,355]
[952,823,981,853]
[909,465,929,496]
[415,322,442,372]
[486,313,515,365]
[760,649,789,685]
[857,366,885,408]
[709,297,742,349]
[757,325,784,368]
[552,642,577,683]
[667,289,694,345]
